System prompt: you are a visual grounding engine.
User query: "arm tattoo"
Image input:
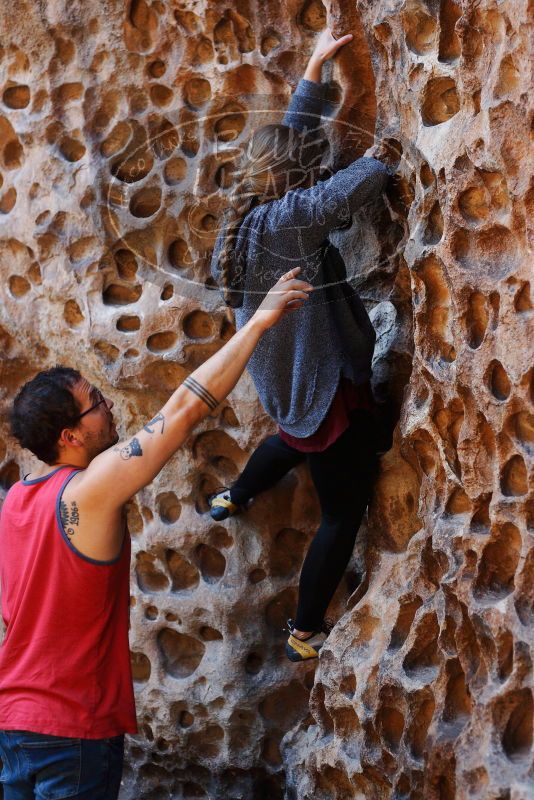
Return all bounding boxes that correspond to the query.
[183,376,218,411]
[115,436,143,460]
[143,412,165,435]
[60,500,80,539]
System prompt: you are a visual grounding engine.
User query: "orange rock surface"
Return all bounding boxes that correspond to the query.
[0,1,531,798]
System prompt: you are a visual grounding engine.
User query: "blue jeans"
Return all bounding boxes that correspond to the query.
[0,730,124,799]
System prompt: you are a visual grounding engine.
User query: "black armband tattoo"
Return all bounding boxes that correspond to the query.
[60,500,80,539]
[117,437,143,460]
[143,413,165,435]
[183,376,218,411]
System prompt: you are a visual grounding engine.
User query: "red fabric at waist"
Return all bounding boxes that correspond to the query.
[278,377,375,453]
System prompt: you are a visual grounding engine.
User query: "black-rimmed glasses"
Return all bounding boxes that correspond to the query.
[75,390,107,421]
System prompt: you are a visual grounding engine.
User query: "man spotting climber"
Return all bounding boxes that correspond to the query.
[0,271,312,799]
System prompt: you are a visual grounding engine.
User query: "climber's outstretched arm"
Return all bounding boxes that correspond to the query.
[76,270,313,509]
[282,28,353,132]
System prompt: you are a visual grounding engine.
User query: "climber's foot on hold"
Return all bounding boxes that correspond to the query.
[285,618,333,662]
[208,487,250,521]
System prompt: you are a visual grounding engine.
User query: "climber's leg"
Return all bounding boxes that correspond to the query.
[209,435,306,520]
[294,408,379,634]
[229,434,306,505]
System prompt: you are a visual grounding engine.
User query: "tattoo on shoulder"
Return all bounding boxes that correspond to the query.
[115,436,143,460]
[143,413,165,435]
[60,500,80,540]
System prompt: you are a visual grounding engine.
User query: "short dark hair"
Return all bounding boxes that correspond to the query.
[10,367,82,465]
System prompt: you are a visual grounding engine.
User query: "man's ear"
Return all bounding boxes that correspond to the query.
[58,427,83,449]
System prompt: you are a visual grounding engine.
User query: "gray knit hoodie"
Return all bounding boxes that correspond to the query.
[210,78,390,437]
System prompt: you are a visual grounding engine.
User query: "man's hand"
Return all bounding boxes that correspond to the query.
[253,267,314,331]
[304,28,353,82]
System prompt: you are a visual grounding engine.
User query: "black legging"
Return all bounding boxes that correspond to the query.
[229,408,380,630]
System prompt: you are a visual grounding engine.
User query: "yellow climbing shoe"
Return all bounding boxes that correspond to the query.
[208,488,245,521]
[285,618,333,662]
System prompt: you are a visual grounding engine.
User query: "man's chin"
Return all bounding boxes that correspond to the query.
[110,431,120,447]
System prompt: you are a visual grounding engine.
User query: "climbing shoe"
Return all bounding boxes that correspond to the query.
[208,487,248,521]
[285,618,333,662]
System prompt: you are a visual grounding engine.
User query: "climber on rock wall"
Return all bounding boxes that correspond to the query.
[0,274,312,798]
[210,28,393,662]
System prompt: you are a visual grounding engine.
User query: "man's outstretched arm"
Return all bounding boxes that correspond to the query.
[77,269,313,509]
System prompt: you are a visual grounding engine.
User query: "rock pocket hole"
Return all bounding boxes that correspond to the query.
[495,54,520,99]
[514,282,532,313]
[389,596,423,650]
[131,651,151,682]
[117,315,140,332]
[442,657,471,723]
[420,162,434,188]
[214,108,246,142]
[149,84,174,107]
[64,299,84,327]
[464,291,488,348]
[474,522,521,599]
[182,310,216,339]
[486,360,510,400]
[103,283,142,305]
[163,157,187,184]
[500,455,528,496]
[249,568,266,584]
[59,136,86,162]
[500,689,533,761]
[156,491,181,523]
[130,186,161,218]
[3,84,30,109]
[376,704,404,752]
[147,331,177,352]
[402,612,439,677]
[157,629,205,678]
[0,461,20,490]
[299,0,326,31]
[195,544,226,583]
[458,185,490,224]
[408,694,435,759]
[8,275,30,297]
[135,551,169,592]
[402,9,436,55]
[245,652,263,674]
[111,149,153,183]
[114,249,138,281]
[183,77,211,108]
[0,188,17,214]
[168,238,192,269]
[166,549,200,591]
[438,0,462,62]
[100,121,132,158]
[445,487,472,516]
[422,200,443,244]
[261,31,281,56]
[470,493,491,532]
[199,626,222,641]
[421,77,459,125]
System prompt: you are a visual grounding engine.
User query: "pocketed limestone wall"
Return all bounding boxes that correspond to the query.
[0,1,531,799]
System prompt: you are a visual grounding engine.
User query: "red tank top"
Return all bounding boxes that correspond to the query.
[0,466,137,738]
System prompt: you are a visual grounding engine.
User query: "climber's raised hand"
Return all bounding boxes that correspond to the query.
[311,28,353,64]
[304,28,353,82]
